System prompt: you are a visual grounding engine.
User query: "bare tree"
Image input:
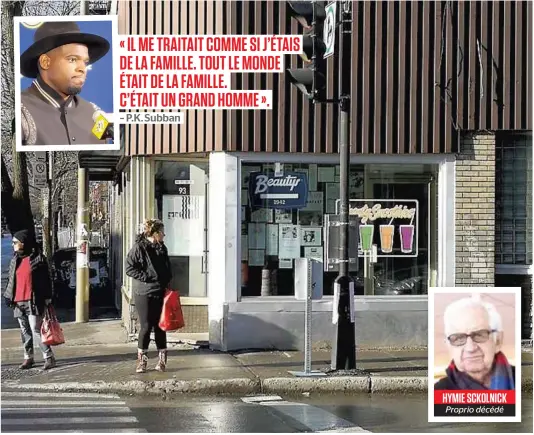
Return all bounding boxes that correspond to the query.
[1,0,80,242]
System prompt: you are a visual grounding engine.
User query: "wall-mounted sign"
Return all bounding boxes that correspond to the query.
[337,199,419,258]
[249,171,308,209]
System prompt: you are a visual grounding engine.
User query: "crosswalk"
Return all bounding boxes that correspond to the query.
[1,390,147,433]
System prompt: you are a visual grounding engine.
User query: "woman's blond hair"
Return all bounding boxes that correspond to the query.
[141,219,164,237]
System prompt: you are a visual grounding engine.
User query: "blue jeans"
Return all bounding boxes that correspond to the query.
[18,314,53,360]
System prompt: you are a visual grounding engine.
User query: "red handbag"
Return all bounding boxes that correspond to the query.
[159,289,185,331]
[41,305,65,346]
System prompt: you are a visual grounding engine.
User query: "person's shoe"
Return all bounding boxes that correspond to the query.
[136,351,148,373]
[155,350,167,372]
[43,356,56,370]
[19,358,34,369]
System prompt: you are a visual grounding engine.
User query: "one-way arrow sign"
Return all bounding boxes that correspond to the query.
[323,2,337,59]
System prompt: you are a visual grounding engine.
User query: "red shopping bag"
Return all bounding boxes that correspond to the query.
[159,289,185,331]
[41,305,65,346]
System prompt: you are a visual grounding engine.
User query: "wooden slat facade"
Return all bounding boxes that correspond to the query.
[118,0,532,156]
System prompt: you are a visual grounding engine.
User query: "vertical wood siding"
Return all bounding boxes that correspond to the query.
[118,0,532,156]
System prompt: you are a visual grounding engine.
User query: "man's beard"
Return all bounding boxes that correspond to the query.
[66,85,82,95]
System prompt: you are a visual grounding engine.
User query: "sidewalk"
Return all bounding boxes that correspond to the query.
[1,320,532,396]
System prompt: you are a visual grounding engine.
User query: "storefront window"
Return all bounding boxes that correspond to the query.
[155,161,209,298]
[240,162,438,296]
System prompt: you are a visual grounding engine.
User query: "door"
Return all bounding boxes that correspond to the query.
[156,161,209,298]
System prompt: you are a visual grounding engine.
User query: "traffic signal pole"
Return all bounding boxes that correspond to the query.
[331,1,355,371]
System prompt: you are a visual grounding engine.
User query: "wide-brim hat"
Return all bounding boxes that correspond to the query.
[20,21,110,78]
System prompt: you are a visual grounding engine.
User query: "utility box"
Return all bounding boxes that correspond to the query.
[294,258,323,300]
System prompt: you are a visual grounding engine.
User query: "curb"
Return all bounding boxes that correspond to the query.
[3,376,532,396]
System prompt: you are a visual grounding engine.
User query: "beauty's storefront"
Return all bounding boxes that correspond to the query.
[200,152,456,351]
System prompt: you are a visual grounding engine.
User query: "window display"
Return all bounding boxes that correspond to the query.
[240,162,438,297]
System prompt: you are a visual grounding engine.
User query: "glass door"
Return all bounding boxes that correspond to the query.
[155,161,209,298]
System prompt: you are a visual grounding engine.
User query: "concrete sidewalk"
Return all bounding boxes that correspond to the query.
[1,320,532,396]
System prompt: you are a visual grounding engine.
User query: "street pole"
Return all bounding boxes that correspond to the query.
[76,167,90,322]
[331,0,355,371]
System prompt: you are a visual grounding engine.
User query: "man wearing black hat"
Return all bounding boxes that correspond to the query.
[19,21,110,146]
[3,230,56,370]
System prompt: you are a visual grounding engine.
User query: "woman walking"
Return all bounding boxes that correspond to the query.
[3,230,56,370]
[126,219,172,373]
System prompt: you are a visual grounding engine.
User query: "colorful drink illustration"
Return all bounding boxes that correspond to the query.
[400,224,415,253]
[359,225,374,252]
[379,225,394,253]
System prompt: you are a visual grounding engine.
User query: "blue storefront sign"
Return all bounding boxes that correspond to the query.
[249,172,308,209]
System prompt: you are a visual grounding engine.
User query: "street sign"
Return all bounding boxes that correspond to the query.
[32,161,47,188]
[34,152,47,162]
[323,2,337,59]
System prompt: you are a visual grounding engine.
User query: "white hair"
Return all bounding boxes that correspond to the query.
[443,296,503,338]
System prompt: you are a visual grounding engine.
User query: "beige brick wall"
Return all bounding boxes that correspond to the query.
[455,132,496,285]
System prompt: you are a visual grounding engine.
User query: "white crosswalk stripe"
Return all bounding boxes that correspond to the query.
[241,395,371,433]
[1,390,147,433]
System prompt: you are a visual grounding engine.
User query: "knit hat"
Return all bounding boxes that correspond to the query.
[13,229,32,245]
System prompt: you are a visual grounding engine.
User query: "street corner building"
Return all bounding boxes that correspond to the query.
[91,1,533,351]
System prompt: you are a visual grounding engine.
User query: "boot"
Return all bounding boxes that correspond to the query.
[136,350,148,373]
[155,350,167,372]
[43,356,56,370]
[19,358,34,370]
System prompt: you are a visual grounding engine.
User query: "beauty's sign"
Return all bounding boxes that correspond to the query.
[338,199,419,258]
[249,172,308,209]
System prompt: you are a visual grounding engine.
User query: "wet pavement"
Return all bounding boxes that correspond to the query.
[4,388,530,433]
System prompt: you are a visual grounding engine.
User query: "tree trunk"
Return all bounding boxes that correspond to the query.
[1,1,34,237]
[10,135,34,235]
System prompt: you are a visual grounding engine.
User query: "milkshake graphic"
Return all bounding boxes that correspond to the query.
[379,225,394,253]
[359,225,374,252]
[400,224,415,253]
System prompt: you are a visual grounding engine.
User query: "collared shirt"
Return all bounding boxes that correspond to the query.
[20,76,107,146]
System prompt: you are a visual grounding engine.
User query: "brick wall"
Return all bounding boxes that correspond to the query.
[455,132,496,285]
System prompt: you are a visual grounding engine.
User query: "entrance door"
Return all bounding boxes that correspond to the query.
[157,162,209,298]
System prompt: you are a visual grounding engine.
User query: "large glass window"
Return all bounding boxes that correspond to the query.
[495,133,533,265]
[240,162,438,296]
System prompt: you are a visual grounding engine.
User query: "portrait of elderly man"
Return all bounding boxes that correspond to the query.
[19,21,110,146]
[434,296,516,391]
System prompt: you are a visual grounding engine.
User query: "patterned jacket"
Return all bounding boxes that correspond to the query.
[21,76,107,146]
[3,250,54,316]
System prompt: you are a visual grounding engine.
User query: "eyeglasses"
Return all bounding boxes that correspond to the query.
[447,329,497,347]
[12,240,21,245]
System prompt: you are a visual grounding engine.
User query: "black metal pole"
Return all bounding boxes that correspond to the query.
[331,1,355,371]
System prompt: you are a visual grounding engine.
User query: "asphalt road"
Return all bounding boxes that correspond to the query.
[1,389,532,433]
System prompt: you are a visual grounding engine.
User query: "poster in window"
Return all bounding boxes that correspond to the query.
[266,224,279,255]
[241,235,248,260]
[248,249,265,266]
[274,209,293,223]
[318,167,335,182]
[242,166,261,188]
[248,223,266,249]
[304,246,323,262]
[302,191,323,211]
[163,195,205,256]
[251,208,273,223]
[301,227,322,246]
[279,258,293,269]
[326,183,340,203]
[326,200,337,214]
[308,164,318,191]
[278,224,301,258]
[298,211,323,226]
[241,189,249,206]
